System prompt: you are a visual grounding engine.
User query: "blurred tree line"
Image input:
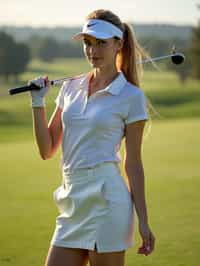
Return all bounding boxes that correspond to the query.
[0,17,199,83]
[28,35,83,60]
[0,32,30,82]
[189,5,200,79]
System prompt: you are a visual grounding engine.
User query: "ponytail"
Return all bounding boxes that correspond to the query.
[86,9,160,133]
[116,22,151,87]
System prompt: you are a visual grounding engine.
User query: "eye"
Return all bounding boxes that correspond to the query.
[83,39,91,46]
[97,40,107,45]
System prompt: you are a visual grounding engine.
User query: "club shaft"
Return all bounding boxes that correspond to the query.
[137,53,182,64]
[9,51,185,95]
[51,74,86,86]
[50,53,184,86]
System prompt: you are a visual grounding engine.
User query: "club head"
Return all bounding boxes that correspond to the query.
[171,53,185,64]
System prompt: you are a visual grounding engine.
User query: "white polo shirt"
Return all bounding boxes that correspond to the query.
[55,71,149,174]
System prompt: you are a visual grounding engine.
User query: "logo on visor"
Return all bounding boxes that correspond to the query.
[87,22,98,27]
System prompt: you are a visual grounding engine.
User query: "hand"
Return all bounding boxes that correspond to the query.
[28,76,50,107]
[137,222,155,256]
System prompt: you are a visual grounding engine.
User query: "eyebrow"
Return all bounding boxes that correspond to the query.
[83,37,105,42]
[83,38,92,42]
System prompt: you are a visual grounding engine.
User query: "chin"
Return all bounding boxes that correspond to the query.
[90,61,103,68]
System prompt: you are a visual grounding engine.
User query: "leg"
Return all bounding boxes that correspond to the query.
[45,245,89,266]
[88,248,125,266]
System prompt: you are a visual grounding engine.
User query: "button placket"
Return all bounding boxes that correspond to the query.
[81,87,98,112]
[77,83,106,114]
[80,87,88,114]
[72,85,88,115]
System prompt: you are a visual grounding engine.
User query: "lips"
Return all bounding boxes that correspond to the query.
[91,57,101,60]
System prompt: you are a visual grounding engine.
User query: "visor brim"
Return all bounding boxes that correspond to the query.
[72,31,114,40]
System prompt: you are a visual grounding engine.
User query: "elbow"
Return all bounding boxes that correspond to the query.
[41,154,50,160]
[38,138,57,160]
[40,150,52,160]
[40,154,50,160]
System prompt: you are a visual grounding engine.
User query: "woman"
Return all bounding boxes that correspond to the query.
[29,9,155,266]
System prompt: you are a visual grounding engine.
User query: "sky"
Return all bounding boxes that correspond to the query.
[0,0,199,27]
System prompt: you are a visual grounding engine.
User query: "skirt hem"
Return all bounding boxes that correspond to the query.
[50,239,135,253]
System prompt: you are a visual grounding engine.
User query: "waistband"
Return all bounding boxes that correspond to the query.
[62,162,121,184]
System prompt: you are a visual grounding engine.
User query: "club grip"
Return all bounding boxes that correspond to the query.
[9,83,40,95]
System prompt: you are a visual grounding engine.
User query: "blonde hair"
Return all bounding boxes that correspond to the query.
[86,9,150,86]
[86,9,160,138]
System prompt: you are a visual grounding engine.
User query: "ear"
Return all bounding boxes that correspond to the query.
[117,39,124,52]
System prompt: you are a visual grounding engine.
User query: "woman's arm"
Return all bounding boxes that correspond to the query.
[123,120,148,224]
[32,106,63,160]
[124,119,155,256]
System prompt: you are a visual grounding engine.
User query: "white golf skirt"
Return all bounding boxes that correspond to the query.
[50,162,135,253]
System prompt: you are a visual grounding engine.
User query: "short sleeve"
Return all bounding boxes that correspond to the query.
[124,90,149,124]
[55,80,70,109]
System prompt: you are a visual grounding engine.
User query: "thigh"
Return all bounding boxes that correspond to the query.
[88,249,125,266]
[45,245,89,266]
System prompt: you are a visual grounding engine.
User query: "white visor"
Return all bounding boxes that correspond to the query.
[73,19,123,40]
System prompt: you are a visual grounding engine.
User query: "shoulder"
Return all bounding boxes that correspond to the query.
[121,81,146,100]
[61,73,86,93]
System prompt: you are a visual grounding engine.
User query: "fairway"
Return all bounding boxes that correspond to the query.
[0,58,199,266]
[0,119,199,266]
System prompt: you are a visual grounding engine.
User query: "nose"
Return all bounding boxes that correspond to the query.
[88,44,98,55]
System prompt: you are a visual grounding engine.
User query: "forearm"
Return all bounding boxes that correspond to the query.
[125,162,148,224]
[32,107,52,159]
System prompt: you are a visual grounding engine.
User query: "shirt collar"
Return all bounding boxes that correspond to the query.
[78,71,127,95]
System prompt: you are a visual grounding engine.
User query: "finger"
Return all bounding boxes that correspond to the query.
[138,243,149,254]
[144,238,152,255]
[137,247,147,255]
[145,242,154,254]
[44,75,49,81]
[150,234,155,251]
[44,76,49,86]
[143,237,150,249]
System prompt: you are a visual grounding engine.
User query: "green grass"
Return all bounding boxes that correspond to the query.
[1,58,200,125]
[0,119,199,266]
[0,58,200,265]
[124,119,200,266]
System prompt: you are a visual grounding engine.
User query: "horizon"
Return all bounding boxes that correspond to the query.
[0,21,194,28]
[0,0,199,28]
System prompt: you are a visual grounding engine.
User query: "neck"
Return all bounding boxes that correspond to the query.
[90,65,120,86]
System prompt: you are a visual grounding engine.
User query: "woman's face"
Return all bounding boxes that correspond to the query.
[82,35,123,69]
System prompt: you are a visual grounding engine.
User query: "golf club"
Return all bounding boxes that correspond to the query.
[138,52,185,65]
[8,51,185,95]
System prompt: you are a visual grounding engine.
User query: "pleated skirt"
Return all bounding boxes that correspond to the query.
[50,162,135,253]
